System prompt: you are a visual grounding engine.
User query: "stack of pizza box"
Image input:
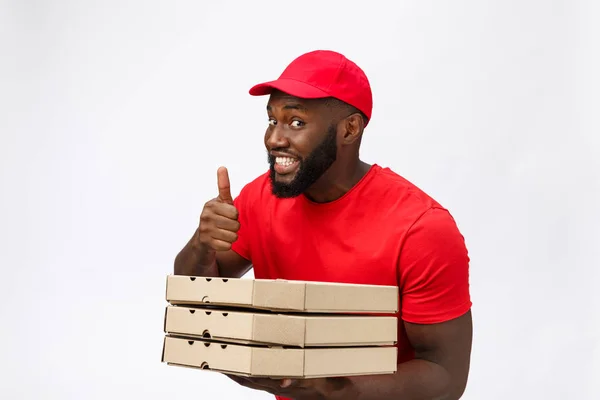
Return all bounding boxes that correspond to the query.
[161,275,399,379]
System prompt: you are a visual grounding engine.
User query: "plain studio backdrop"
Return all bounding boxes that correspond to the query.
[1,1,599,399]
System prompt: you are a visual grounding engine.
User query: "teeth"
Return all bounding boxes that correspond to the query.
[275,156,296,166]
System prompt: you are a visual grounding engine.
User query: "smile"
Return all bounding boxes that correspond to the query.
[275,156,296,166]
[273,156,300,175]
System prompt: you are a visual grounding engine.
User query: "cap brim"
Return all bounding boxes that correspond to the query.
[249,78,330,99]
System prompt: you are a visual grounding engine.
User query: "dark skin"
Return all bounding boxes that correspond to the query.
[173,90,369,278]
[224,309,471,399]
[265,91,371,203]
[173,90,473,399]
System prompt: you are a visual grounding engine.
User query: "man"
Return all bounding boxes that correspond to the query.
[174,50,473,400]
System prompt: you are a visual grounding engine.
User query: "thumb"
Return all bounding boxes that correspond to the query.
[217,166,234,204]
[280,378,297,388]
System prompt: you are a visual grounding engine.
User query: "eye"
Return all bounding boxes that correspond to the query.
[290,120,304,128]
[268,118,277,126]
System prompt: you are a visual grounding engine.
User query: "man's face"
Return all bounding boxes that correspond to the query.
[264,92,338,198]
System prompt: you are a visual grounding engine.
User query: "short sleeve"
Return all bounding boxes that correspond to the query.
[230,185,252,261]
[398,207,472,324]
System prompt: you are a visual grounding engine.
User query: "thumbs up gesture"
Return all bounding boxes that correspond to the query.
[197,167,241,252]
[217,166,234,205]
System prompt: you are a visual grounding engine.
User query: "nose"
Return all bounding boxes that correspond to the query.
[265,124,290,150]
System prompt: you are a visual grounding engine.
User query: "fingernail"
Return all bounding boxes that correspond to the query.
[280,378,292,388]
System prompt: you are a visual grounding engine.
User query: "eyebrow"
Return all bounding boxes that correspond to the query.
[267,103,309,112]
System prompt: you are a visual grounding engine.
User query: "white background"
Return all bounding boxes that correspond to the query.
[1,1,599,399]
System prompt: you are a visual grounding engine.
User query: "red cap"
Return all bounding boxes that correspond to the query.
[249,50,372,125]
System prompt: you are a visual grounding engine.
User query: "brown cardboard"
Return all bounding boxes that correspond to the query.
[164,305,398,347]
[162,336,398,378]
[165,275,399,313]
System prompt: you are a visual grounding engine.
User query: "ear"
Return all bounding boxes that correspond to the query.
[340,113,364,145]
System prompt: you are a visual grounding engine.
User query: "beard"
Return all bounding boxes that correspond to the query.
[267,124,338,198]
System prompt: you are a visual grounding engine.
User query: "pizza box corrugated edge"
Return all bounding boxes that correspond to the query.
[165,275,399,313]
[160,335,398,378]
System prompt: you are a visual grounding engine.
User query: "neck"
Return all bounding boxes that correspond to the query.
[303,157,371,203]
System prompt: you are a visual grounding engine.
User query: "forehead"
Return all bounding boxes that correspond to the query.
[266,91,324,113]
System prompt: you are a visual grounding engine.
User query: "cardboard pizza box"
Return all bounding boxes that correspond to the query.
[164,305,398,347]
[165,275,399,313]
[161,335,398,378]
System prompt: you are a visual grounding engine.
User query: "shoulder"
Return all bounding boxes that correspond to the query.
[366,166,467,252]
[371,166,465,242]
[367,164,446,218]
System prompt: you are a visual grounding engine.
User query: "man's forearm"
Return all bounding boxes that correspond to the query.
[323,359,458,400]
[173,230,219,277]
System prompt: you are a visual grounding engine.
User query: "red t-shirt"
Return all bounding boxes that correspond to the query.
[231,164,472,400]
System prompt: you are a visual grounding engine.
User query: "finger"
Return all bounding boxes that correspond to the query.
[213,215,241,232]
[211,202,239,220]
[217,166,233,204]
[209,238,235,251]
[211,228,238,243]
[227,376,280,395]
[280,378,297,388]
[242,378,284,392]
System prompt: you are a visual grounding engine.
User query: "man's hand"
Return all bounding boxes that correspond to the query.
[195,166,241,253]
[174,166,252,277]
[224,375,352,400]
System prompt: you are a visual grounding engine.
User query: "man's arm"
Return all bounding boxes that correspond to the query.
[342,206,473,399]
[173,229,252,278]
[330,310,472,400]
[230,311,472,400]
[230,207,473,399]
[173,166,252,278]
[333,207,473,399]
